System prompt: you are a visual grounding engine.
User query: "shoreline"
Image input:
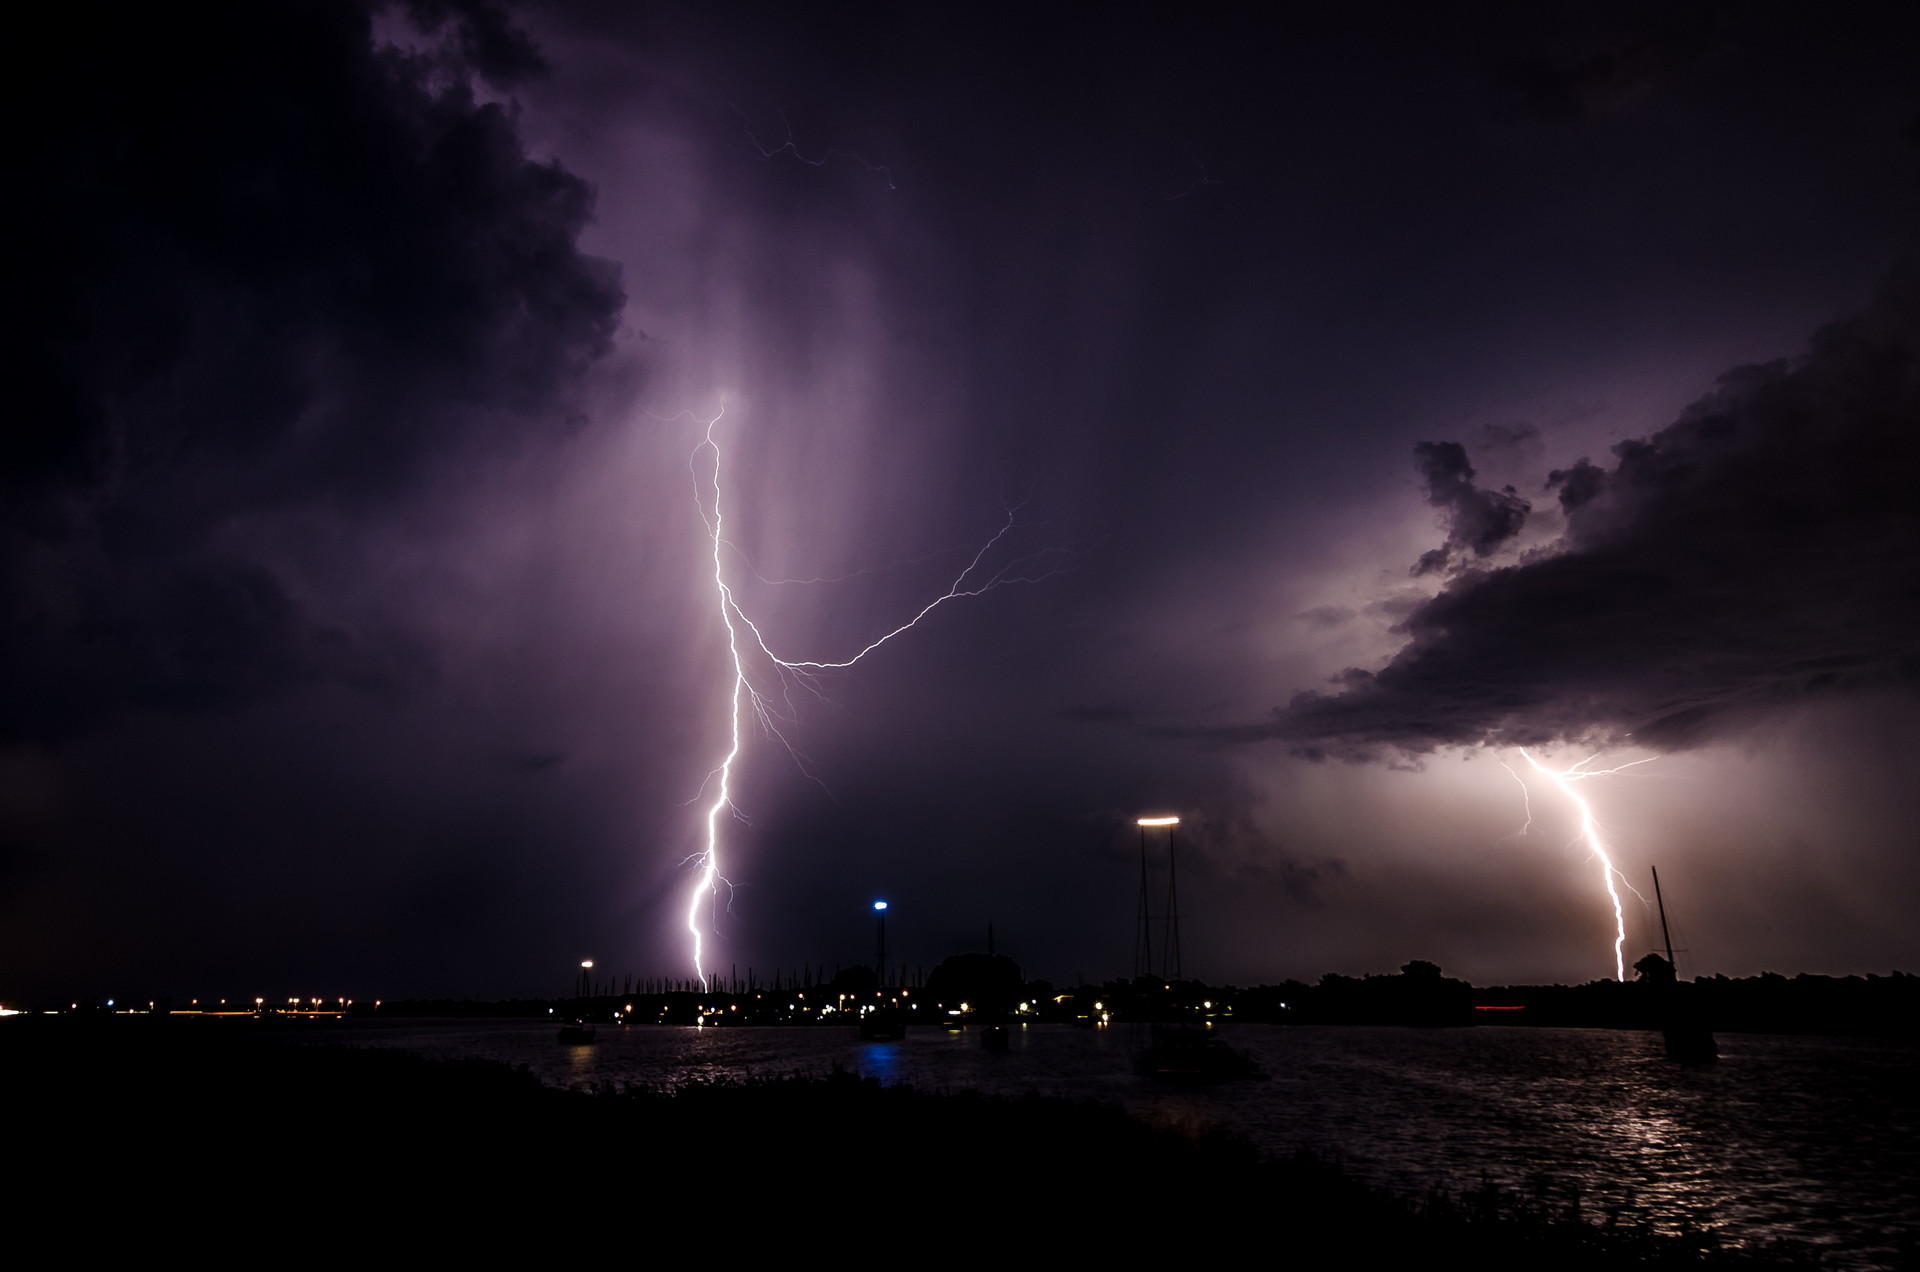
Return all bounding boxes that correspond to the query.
[16,966,1914,1038]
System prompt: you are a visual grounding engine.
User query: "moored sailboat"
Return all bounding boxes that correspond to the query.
[1649,867,1717,1064]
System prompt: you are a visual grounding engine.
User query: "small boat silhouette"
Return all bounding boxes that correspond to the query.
[556,1019,596,1045]
[858,1005,907,1040]
[1144,1024,1265,1082]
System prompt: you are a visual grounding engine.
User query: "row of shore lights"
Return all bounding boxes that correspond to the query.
[0,997,380,1014]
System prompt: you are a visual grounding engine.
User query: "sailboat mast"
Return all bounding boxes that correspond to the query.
[1652,866,1676,969]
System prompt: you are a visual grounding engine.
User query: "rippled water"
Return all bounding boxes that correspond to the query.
[317,1020,1918,1267]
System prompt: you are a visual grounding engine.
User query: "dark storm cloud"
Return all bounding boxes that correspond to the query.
[1546,458,1609,513]
[1258,854,1351,908]
[401,0,548,86]
[1474,423,1541,454]
[1409,441,1531,577]
[2,0,623,742]
[1493,3,1716,122]
[1236,262,1920,757]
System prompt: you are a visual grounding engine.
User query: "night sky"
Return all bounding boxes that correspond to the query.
[8,1,1920,1002]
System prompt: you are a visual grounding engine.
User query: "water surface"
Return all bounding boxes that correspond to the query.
[318,1020,1918,1267]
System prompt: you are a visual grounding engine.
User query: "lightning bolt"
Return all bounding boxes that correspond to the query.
[1498,759,1534,838]
[684,410,1064,987]
[730,104,897,189]
[1512,748,1657,982]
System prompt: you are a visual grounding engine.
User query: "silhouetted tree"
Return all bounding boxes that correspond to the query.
[1634,953,1677,985]
[926,952,1023,1015]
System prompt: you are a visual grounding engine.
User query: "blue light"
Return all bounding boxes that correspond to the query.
[873,900,888,911]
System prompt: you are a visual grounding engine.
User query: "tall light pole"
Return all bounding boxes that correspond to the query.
[579,959,593,998]
[1163,823,1182,980]
[1135,816,1179,979]
[873,900,888,989]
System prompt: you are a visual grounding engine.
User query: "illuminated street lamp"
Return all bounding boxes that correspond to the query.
[873,900,888,989]
[1134,815,1182,980]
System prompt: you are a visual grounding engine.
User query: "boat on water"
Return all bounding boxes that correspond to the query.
[1650,867,1718,1064]
[556,1019,596,1045]
[858,1005,907,1040]
[1143,1023,1265,1082]
[1663,1022,1719,1063]
[980,1024,1010,1052]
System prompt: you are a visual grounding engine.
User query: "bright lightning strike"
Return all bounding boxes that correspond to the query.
[1512,748,1657,982]
[684,410,1062,988]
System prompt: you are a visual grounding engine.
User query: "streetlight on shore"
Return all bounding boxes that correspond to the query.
[1134,815,1182,980]
[873,900,888,989]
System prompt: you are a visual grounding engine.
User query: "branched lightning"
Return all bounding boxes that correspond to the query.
[688,414,748,990]
[768,518,1029,671]
[1511,749,1658,981]
[684,410,1065,987]
[1498,759,1534,838]
[730,104,897,189]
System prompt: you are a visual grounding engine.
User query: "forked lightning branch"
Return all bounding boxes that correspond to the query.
[683,411,1060,987]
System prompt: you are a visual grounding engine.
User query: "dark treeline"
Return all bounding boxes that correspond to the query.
[567,962,928,999]
[2,1018,1822,1266]
[1220,961,1920,1036]
[42,957,1920,1037]
[375,958,1920,1038]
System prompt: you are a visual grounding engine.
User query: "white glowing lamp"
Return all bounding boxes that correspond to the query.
[1136,815,1180,827]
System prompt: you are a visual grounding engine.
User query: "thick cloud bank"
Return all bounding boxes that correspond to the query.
[1410,441,1532,577]
[2,0,622,742]
[1262,263,1920,756]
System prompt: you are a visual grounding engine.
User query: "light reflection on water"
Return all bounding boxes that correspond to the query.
[316,1021,1916,1267]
